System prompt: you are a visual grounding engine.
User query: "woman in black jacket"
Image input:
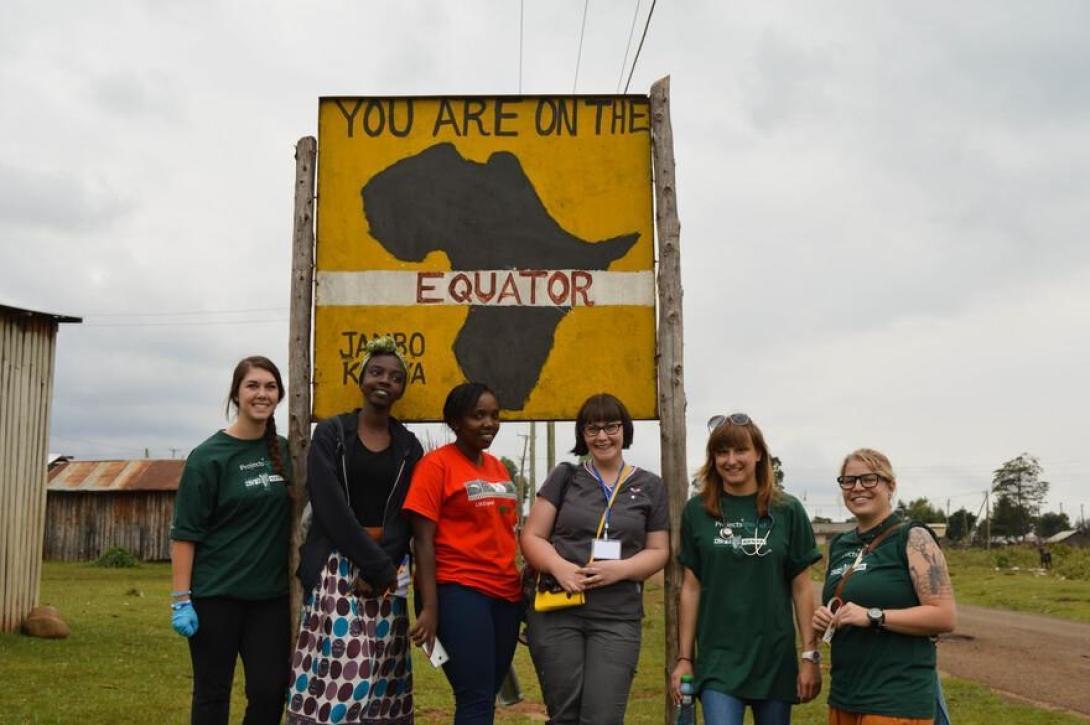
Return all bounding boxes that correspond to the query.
[286,337,424,725]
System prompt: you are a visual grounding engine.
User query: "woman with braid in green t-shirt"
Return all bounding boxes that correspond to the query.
[170,356,292,724]
[812,449,956,725]
[672,414,822,725]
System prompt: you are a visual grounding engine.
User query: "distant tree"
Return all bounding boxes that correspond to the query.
[1036,511,1071,540]
[895,497,946,524]
[990,494,1033,539]
[946,508,977,542]
[992,453,1049,540]
[812,515,833,524]
[771,457,785,487]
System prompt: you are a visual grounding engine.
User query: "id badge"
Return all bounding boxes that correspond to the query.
[592,538,621,560]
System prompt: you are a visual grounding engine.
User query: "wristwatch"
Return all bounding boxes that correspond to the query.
[867,607,886,629]
[800,650,821,664]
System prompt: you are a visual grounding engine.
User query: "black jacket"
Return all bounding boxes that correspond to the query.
[297,410,424,593]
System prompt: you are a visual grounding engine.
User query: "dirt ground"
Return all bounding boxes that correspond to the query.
[938,603,1090,718]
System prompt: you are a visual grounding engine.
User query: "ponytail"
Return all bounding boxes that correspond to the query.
[264,415,292,493]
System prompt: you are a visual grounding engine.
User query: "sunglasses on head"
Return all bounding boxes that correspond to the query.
[836,473,888,490]
[707,413,752,432]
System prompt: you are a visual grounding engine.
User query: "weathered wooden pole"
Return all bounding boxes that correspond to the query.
[650,75,687,725]
[288,136,317,633]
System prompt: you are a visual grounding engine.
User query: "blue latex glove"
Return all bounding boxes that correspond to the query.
[171,600,199,637]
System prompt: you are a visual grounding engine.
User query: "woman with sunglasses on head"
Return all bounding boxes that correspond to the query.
[812,449,956,725]
[170,355,292,724]
[403,382,522,725]
[521,393,669,725]
[671,414,822,725]
[286,337,424,725]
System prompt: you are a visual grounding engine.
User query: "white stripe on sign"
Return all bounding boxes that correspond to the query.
[316,270,654,308]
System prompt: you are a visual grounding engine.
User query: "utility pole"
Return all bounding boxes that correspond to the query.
[517,433,530,525]
[985,489,991,551]
[547,420,556,470]
[529,421,537,500]
[169,447,181,459]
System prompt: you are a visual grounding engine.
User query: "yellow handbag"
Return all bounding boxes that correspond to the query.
[533,578,585,611]
[533,465,626,613]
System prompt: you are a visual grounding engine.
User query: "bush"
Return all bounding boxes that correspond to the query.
[1053,545,1090,581]
[93,547,138,568]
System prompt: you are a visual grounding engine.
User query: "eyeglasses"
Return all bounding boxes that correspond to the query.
[707,413,751,432]
[836,473,887,490]
[584,421,622,437]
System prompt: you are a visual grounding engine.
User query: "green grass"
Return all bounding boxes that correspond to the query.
[0,563,1086,723]
[945,548,1090,623]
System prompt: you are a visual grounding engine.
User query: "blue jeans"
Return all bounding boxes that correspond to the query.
[437,583,522,725]
[701,688,792,725]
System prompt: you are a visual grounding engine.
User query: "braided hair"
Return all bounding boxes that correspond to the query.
[227,355,290,484]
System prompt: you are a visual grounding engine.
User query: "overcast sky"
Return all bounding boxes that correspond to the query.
[3,1,1087,525]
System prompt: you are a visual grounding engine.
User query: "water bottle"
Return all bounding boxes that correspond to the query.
[675,674,695,725]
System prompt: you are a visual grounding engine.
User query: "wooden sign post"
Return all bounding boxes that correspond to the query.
[288,136,316,631]
[651,75,687,725]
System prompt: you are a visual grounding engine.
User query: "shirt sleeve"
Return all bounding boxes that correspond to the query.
[784,496,821,579]
[677,499,701,577]
[402,451,446,522]
[171,453,215,542]
[536,463,573,507]
[645,473,669,532]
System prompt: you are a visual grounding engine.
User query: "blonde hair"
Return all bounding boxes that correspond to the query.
[840,448,896,483]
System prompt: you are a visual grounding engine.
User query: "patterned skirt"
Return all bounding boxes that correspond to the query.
[285,549,413,724]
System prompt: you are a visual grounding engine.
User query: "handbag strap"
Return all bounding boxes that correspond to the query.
[833,522,904,602]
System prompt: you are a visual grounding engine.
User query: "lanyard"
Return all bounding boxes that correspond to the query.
[588,462,629,539]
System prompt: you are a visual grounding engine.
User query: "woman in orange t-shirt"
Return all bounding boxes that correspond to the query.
[403,382,521,725]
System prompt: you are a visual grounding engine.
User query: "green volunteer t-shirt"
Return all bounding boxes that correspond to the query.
[171,431,291,600]
[678,492,820,702]
[822,515,936,719]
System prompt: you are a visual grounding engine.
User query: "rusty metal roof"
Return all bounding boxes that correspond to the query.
[47,460,185,492]
[1,303,81,323]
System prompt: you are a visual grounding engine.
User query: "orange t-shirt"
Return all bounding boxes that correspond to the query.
[402,443,521,602]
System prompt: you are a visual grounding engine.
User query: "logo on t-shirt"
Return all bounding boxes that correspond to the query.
[464,479,517,505]
[829,548,868,577]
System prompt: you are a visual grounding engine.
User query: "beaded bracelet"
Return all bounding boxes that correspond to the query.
[170,589,192,599]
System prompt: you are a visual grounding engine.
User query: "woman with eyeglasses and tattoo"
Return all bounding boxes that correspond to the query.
[521,393,669,725]
[671,414,822,725]
[812,449,957,725]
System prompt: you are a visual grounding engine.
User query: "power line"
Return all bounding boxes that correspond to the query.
[79,318,288,328]
[84,306,286,318]
[623,0,657,93]
[573,0,589,93]
[616,0,642,93]
[518,0,524,93]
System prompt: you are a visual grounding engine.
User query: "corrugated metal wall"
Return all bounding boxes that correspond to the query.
[0,314,58,633]
[43,492,176,561]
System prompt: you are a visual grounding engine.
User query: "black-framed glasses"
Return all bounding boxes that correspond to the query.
[836,473,886,490]
[584,421,623,437]
[707,413,751,432]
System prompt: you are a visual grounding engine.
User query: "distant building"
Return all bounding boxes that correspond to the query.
[812,520,948,547]
[1045,529,1090,549]
[45,459,185,561]
[0,303,80,633]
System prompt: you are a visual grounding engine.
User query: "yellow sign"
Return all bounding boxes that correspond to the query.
[314,96,656,421]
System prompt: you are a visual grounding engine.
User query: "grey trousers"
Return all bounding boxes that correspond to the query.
[526,607,642,725]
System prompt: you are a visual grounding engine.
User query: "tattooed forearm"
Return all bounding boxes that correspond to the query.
[907,527,953,598]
